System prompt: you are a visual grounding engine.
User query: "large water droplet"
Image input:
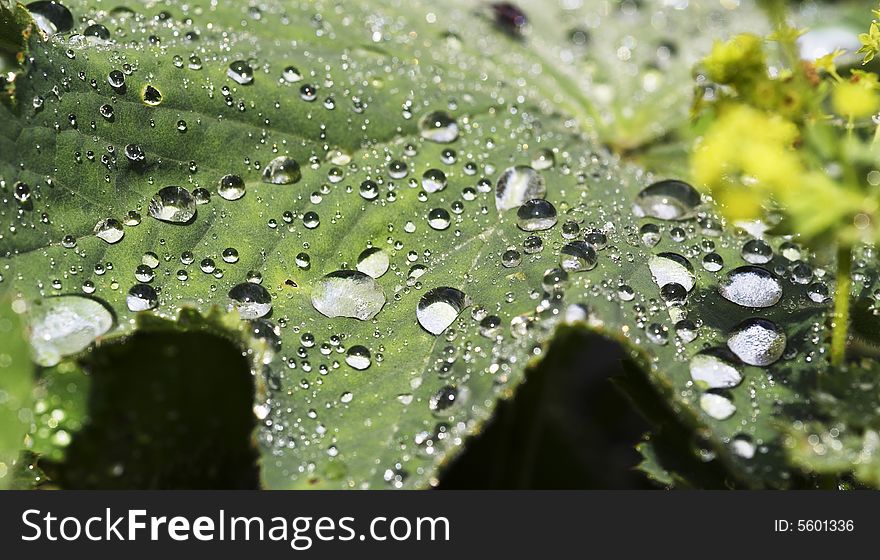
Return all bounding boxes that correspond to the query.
[633,179,701,221]
[262,156,301,184]
[495,166,546,211]
[227,60,254,85]
[229,282,272,319]
[93,218,124,244]
[148,186,196,223]
[516,199,557,231]
[26,1,74,35]
[218,174,246,201]
[689,349,742,389]
[418,111,459,143]
[312,270,385,320]
[421,169,447,193]
[727,318,786,366]
[356,248,389,278]
[417,287,470,335]
[648,252,695,291]
[126,283,158,312]
[345,345,372,370]
[700,393,736,420]
[719,266,782,308]
[560,241,597,272]
[26,295,113,367]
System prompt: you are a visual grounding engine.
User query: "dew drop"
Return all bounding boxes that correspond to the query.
[516,199,557,231]
[417,287,470,335]
[93,218,124,244]
[356,248,389,278]
[126,283,158,312]
[727,318,786,367]
[648,252,695,291]
[700,393,736,420]
[148,186,196,223]
[26,295,113,367]
[229,282,272,319]
[719,266,782,308]
[633,179,701,221]
[345,345,372,370]
[218,174,246,201]
[227,60,254,85]
[559,241,597,272]
[495,165,545,211]
[262,156,302,184]
[311,271,386,321]
[689,349,743,389]
[418,111,459,143]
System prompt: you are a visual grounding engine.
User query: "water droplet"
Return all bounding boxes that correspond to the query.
[356,248,389,278]
[648,252,695,291]
[421,169,447,193]
[282,65,303,83]
[417,287,470,335]
[141,84,162,106]
[126,284,158,312]
[531,148,555,170]
[690,349,742,389]
[502,249,522,268]
[495,165,545,211]
[427,208,451,230]
[700,393,736,420]
[229,282,272,319]
[218,174,246,201]
[93,218,124,244]
[429,385,466,413]
[227,60,254,85]
[262,156,301,184]
[26,295,113,367]
[726,318,787,367]
[633,179,701,221]
[731,434,756,458]
[741,239,773,264]
[560,241,597,272]
[26,1,73,35]
[719,266,782,308]
[311,271,386,321]
[148,186,196,223]
[345,345,372,370]
[516,199,557,231]
[418,111,459,143]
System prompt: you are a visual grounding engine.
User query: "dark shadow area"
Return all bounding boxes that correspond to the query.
[46,330,259,489]
[439,329,653,489]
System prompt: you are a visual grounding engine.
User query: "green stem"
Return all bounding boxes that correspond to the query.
[831,244,852,367]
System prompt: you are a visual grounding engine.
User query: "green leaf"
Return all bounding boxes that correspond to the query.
[0,0,859,489]
[0,295,32,488]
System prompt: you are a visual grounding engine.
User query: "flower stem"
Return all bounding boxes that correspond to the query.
[831,244,852,367]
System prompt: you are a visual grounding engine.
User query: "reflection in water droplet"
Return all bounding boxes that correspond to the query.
[719,266,782,308]
[495,166,546,211]
[418,111,459,143]
[262,156,301,184]
[633,179,701,221]
[356,247,389,278]
[516,199,557,231]
[429,385,467,413]
[648,252,695,291]
[26,295,113,367]
[312,270,386,321]
[741,239,773,264]
[345,345,372,370]
[531,148,555,170]
[700,392,736,420]
[417,287,470,335]
[229,282,272,319]
[218,174,246,201]
[148,186,196,223]
[560,241,597,272]
[428,208,451,230]
[421,169,447,193]
[227,60,254,85]
[93,218,124,244]
[126,283,158,312]
[26,0,74,35]
[689,350,742,389]
[731,434,756,458]
[727,318,786,367]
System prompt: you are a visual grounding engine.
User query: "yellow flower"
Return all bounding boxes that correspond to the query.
[831,80,880,119]
[858,21,880,64]
[703,34,766,86]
